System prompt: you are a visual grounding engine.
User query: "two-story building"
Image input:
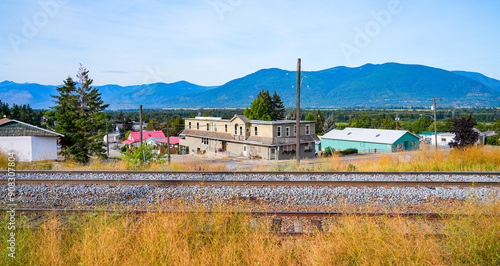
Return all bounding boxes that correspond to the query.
[179,115,319,160]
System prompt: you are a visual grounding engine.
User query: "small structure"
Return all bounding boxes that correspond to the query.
[146,137,180,154]
[104,133,120,143]
[320,128,420,153]
[0,118,63,161]
[123,130,165,148]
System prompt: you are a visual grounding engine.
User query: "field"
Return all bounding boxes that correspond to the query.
[1,201,499,265]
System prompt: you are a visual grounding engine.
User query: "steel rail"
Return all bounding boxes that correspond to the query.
[1,179,499,187]
[1,170,500,176]
[2,208,461,219]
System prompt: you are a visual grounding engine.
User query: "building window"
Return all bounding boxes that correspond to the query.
[442,138,446,142]
[196,123,199,130]
[254,126,258,136]
[410,142,413,147]
[277,126,282,137]
[239,126,243,135]
[202,138,209,145]
[305,124,310,135]
[234,125,238,135]
[294,125,296,136]
[214,124,217,132]
[286,127,290,137]
[225,124,228,133]
[188,122,191,129]
[206,123,210,131]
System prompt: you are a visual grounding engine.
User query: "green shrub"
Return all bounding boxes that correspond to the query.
[340,148,358,156]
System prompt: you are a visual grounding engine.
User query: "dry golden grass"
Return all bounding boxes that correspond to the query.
[2,201,499,265]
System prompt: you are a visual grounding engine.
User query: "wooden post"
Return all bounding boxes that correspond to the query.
[296,58,301,164]
[106,119,109,157]
[166,115,171,164]
[139,105,143,146]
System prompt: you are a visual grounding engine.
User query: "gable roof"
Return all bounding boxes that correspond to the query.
[0,118,63,137]
[321,128,419,145]
[230,114,251,123]
[129,131,165,141]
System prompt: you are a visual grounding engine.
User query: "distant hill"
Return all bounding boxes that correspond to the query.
[2,63,500,109]
[168,63,500,108]
[0,80,215,109]
[452,71,500,93]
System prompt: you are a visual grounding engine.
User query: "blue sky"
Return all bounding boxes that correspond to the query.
[1,0,500,86]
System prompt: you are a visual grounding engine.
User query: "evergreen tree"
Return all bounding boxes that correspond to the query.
[323,115,336,133]
[381,115,393,129]
[449,114,479,149]
[120,118,133,140]
[315,110,325,134]
[52,65,109,164]
[270,91,285,120]
[305,112,315,121]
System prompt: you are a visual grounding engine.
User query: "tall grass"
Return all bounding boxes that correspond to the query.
[1,201,499,265]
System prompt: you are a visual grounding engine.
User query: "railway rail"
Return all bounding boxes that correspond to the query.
[2,179,500,187]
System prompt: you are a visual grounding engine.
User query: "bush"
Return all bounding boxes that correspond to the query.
[120,143,165,165]
[339,148,358,156]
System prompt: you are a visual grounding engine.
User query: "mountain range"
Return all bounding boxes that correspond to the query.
[1,63,499,109]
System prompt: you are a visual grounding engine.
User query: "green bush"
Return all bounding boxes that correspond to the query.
[120,143,165,165]
[340,148,358,156]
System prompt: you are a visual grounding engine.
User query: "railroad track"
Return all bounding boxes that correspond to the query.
[3,208,456,219]
[2,179,500,187]
[1,170,499,187]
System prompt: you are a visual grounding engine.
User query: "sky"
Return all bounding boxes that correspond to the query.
[1,0,500,86]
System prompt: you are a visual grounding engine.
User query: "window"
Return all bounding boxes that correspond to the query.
[286,127,290,137]
[234,125,238,135]
[277,126,282,137]
[254,126,258,136]
[305,124,310,135]
[206,123,209,131]
[188,122,191,129]
[202,138,209,145]
[214,123,217,132]
[196,123,199,130]
[410,142,413,147]
[441,138,447,142]
[294,125,296,136]
[225,124,228,133]
[239,126,243,135]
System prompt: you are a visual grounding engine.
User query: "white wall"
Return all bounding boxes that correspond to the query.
[31,136,58,161]
[0,136,32,161]
[0,136,58,162]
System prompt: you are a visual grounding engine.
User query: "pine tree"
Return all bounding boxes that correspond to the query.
[305,112,315,121]
[270,91,285,120]
[52,65,109,164]
[315,110,325,134]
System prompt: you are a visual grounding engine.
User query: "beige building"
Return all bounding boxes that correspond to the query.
[179,115,319,160]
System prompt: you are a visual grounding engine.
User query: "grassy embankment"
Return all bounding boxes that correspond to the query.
[1,201,499,265]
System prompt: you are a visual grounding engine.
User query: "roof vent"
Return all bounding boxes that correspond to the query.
[376,134,380,137]
[148,134,151,137]
[347,132,352,135]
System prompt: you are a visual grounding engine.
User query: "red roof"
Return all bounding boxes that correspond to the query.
[158,137,179,145]
[122,139,135,144]
[129,131,165,142]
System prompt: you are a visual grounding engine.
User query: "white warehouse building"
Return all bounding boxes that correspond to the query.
[0,118,63,162]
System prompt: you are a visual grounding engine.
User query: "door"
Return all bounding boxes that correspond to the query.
[404,141,409,150]
[243,145,248,156]
[270,148,276,160]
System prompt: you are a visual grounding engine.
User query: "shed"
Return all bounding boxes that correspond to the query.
[320,128,420,153]
[0,118,64,161]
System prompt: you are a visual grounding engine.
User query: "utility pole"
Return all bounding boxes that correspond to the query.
[296,58,301,164]
[139,105,143,146]
[106,119,109,157]
[429,98,442,151]
[166,115,171,164]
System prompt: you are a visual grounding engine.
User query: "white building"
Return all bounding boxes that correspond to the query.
[421,132,456,147]
[0,118,63,162]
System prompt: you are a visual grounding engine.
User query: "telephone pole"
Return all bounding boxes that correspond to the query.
[429,98,442,151]
[166,115,171,164]
[139,105,143,146]
[296,58,301,164]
